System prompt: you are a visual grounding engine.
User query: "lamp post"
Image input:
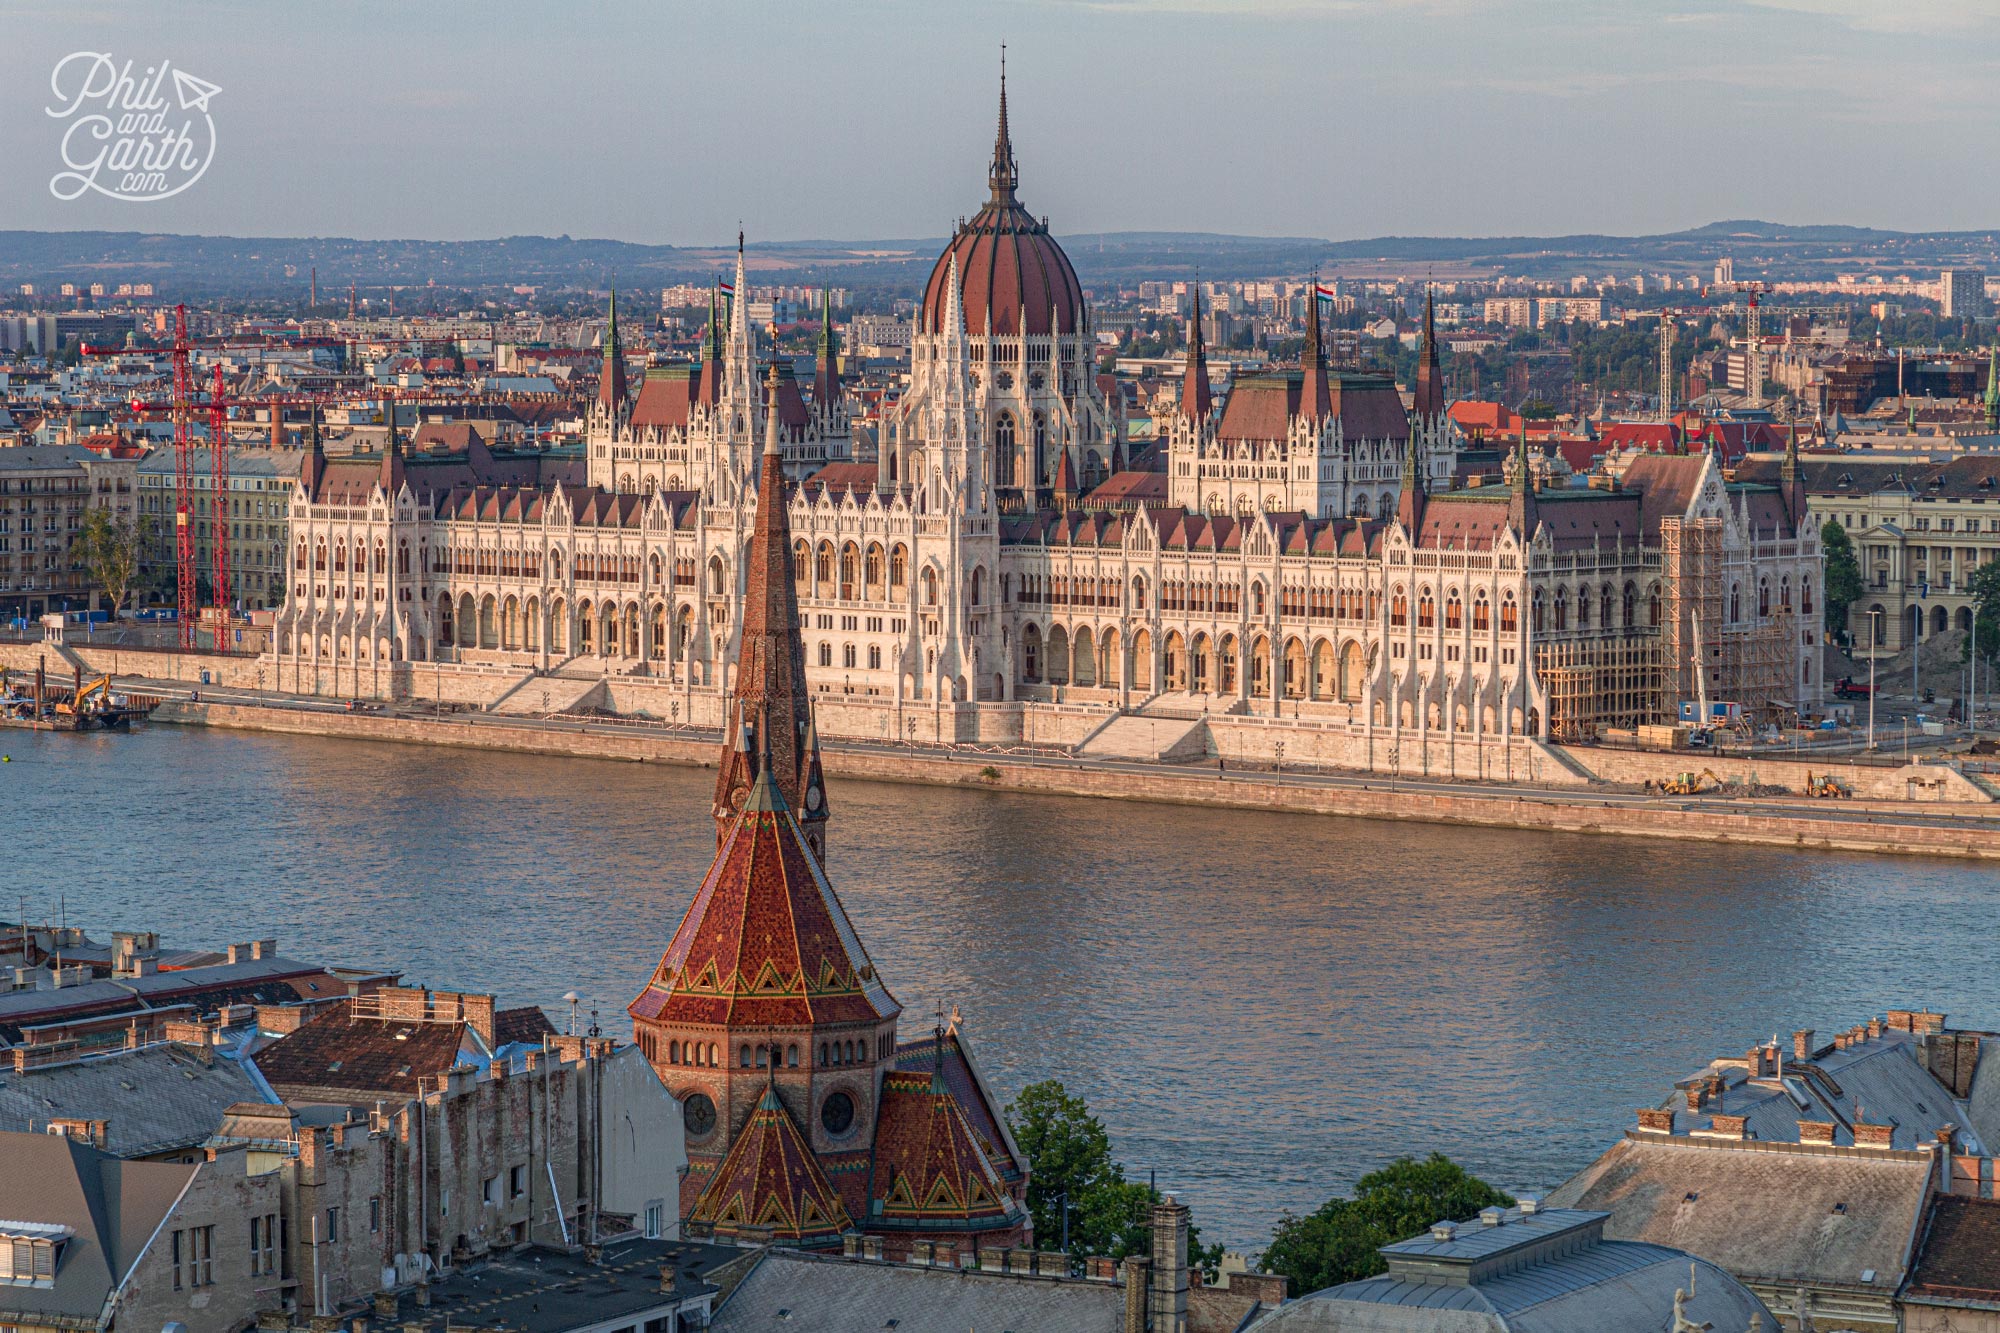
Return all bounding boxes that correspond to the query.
[1867,610,1878,751]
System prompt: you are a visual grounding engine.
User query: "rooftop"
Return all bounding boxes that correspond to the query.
[405,1240,743,1333]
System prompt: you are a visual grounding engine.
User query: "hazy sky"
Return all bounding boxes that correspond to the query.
[6,0,1998,245]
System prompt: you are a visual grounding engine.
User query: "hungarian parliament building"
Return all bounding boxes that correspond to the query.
[273,81,1822,774]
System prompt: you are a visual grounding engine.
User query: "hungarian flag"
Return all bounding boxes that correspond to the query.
[1314,283,1338,300]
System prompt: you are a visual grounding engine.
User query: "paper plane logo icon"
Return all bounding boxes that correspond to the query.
[172,68,221,113]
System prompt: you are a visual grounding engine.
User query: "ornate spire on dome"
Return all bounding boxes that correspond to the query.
[1181,280,1213,423]
[990,46,1018,204]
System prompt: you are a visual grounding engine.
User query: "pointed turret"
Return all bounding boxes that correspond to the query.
[300,405,326,497]
[1985,344,1998,430]
[1506,424,1537,540]
[724,232,755,412]
[712,359,828,856]
[599,287,626,415]
[1781,419,1804,530]
[694,280,724,409]
[989,48,1018,204]
[1299,279,1331,422]
[688,1077,853,1248]
[1395,430,1426,533]
[1411,287,1445,422]
[1180,283,1213,423]
[1053,444,1079,509]
[813,286,840,409]
[378,393,404,493]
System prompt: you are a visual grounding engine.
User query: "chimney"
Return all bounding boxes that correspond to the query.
[253,938,277,960]
[373,1293,399,1322]
[415,1282,431,1309]
[1150,1194,1190,1333]
[1798,1121,1836,1146]
[1708,1114,1748,1140]
[861,1236,883,1263]
[1685,1083,1708,1112]
[1793,1030,1816,1062]
[1936,1124,1958,1155]
[1038,1251,1071,1278]
[1008,1249,1035,1276]
[908,1241,934,1267]
[1088,1256,1117,1282]
[1123,1255,1153,1333]
[461,994,496,1049]
[842,1234,862,1259]
[1854,1122,1895,1150]
[1867,1018,1884,1040]
[1638,1108,1676,1134]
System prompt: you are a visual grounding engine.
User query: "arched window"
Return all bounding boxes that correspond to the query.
[890,544,909,592]
[1532,588,1545,632]
[1131,574,1147,611]
[794,539,811,595]
[995,412,1017,488]
[1444,593,1463,630]
[738,1044,751,1068]
[923,567,939,607]
[1759,579,1770,616]
[1417,589,1435,629]
[709,555,726,596]
[839,543,859,600]
[865,542,884,598]
[1553,587,1568,631]
[1622,582,1636,627]
[1729,584,1742,623]
[1473,594,1490,631]
[1500,595,1517,633]
[1252,581,1266,617]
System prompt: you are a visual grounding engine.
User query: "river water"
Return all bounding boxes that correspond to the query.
[4,725,1995,1252]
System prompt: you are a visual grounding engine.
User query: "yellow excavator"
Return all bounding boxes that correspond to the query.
[1656,768,1724,796]
[1803,771,1851,799]
[55,676,112,718]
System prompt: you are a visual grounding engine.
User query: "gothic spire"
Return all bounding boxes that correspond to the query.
[1507,423,1537,541]
[1300,276,1331,422]
[814,286,840,409]
[989,47,1018,204]
[1985,343,1999,429]
[1395,429,1426,533]
[1180,281,1213,423]
[1411,286,1445,421]
[712,358,828,856]
[599,287,626,415]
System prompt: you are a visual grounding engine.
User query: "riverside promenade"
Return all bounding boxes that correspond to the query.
[119,676,2000,863]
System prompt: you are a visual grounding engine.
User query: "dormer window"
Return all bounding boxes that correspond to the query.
[0,1225,70,1286]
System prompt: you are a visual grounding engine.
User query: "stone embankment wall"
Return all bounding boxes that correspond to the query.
[11,639,1991,808]
[151,702,2000,862]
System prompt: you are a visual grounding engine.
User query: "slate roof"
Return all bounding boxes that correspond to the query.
[1217,371,1410,443]
[710,1249,1125,1333]
[1655,1027,1987,1153]
[494,1006,557,1047]
[0,1044,272,1158]
[0,955,348,1046]
[416,1239,741,1333]
[251,1000,475,1104]
[1905,1195,2000,1308]
[1247,1204,1770,1332]
[1545,1133,1934,1292]
[0,1131,196,1328]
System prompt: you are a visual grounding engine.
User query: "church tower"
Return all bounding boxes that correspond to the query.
[1408,288,1459,494]
[712,360,830,858]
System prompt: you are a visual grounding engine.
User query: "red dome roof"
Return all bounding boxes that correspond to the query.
[920,74,1084,340]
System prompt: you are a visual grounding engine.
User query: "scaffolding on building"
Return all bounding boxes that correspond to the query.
[1538,639,1660,742]
[1660,515,1799,729]
[1659,517,1722,726]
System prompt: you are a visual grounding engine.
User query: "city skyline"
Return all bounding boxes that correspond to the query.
[6,0,2000,245]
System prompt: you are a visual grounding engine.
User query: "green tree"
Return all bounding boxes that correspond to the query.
[1820,519,1864,643]
[71,508,143,615]
[1962,561,2000,679]
[1260,1154,1513,1297]
[1005,1079,1224,1276]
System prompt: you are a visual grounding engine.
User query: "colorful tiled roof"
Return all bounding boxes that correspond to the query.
[629,769,897,1031]
[689,1083,852,1246]
[869,1067,1020,1231]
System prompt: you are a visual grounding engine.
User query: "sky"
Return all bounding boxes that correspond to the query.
[4,0,1998,246]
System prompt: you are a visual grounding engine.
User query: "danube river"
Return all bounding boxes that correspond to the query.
[6,725,1996,1251]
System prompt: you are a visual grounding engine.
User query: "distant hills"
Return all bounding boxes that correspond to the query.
[1,221,1994,299]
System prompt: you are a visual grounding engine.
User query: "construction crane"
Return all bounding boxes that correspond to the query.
[1651,307,1713,424]
[1704,281,1771,403]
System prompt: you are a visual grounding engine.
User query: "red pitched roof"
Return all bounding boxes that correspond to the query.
[688,1084,851,1245]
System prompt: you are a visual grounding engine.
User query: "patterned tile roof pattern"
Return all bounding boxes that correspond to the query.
[690,1084,852,1246]
[628,783,897,1031]
[869,1068,1020,1230]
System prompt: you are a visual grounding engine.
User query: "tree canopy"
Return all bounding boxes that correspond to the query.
[1260,1154,1514,1297]
[1004,1079,1223,1276]
[1820,519,1864,643]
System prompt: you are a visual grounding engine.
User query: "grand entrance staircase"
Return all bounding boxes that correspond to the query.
[1075,695,1217,762]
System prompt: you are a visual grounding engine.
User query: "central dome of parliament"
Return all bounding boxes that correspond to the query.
[919,72,1085,341]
